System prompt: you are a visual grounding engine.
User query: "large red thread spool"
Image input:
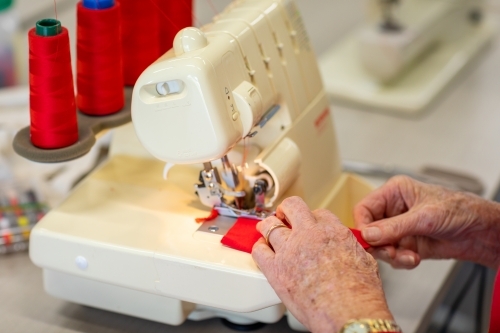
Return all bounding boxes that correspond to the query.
[28,19,78,149]
[157,0,193,53]
[77,0,124,115]
[117,0,161,86]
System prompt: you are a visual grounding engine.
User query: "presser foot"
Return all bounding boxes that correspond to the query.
[215,204,274,220]
[195,159,274,218]
[195,161,247,208]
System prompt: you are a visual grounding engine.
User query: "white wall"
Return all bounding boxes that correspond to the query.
[12,0,365,84]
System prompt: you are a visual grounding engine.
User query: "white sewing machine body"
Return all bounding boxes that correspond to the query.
[29,0,372,329]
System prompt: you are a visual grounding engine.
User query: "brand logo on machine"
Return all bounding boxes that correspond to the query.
[154,100,191,112]
[177,149,197,158]
[314,108,330,132]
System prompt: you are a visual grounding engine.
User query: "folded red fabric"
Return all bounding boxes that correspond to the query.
[220,217,372,253]
[221,217,262,253]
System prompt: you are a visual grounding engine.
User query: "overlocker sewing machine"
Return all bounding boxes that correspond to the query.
[29,0,372,330]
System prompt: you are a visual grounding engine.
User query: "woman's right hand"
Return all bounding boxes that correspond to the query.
[354,176,500,269]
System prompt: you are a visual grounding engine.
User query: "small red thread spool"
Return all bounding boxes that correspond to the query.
[158,0,193,53]
[29,19,78,149]
[77,0,124,115]
[117,0,161,86]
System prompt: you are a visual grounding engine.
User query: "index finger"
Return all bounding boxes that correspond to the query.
[275,196,316,229]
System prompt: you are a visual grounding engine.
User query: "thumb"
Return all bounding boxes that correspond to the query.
[360,211,425,246]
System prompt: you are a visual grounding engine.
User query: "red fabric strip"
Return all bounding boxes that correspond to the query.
[195,207,219,223]
[350,228,371,250]
[490,271,500,332]
[221,217,372,253]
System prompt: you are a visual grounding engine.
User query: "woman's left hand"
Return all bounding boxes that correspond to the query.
[252,196,393,333]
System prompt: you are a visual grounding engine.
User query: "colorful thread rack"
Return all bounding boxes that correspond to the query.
[0,190,48,254]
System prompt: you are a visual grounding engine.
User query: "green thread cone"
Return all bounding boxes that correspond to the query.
[36,19,62,37]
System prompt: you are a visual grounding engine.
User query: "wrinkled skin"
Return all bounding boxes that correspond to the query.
[355,175,500,269]
[252,197,393,333]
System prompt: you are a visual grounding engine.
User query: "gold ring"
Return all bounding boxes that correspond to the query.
[265,223,289,249]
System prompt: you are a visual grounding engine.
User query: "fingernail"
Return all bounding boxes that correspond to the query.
[399,255,415,266]
[362,227,382,242]
[378,249,390,261]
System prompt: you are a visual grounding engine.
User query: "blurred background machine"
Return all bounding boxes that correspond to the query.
[319,0,497,115]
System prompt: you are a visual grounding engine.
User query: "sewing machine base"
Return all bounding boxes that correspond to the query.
[30,154,371,331]
[43,269,294,329]
[319,18,496,115]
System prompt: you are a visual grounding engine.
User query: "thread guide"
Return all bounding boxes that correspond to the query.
[13,88,132,163]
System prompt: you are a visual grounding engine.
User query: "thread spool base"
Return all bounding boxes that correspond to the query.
[13,88,132,163]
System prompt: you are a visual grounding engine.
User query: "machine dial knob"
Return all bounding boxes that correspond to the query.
[174,27,208,56]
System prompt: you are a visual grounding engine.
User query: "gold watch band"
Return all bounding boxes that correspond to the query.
[340,319,402,333]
